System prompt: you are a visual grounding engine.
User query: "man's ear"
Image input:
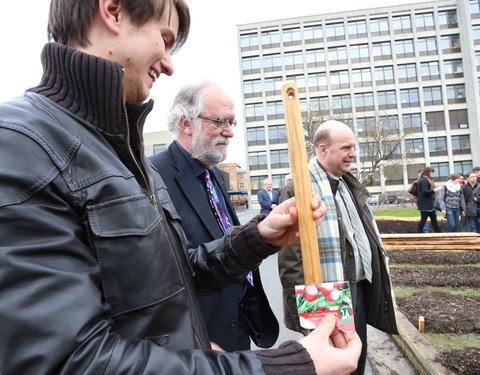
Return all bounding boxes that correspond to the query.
[180,117,193,136]
[98,0,123,35]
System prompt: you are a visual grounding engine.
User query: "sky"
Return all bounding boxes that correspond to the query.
[0,0,419,168]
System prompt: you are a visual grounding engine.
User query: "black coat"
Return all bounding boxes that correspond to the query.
[417,175,436,211]
[149,142,278,350]
[463,182,480,216]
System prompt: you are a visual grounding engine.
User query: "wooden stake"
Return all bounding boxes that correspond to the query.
[281,82,322,285]
[418,316,425,333]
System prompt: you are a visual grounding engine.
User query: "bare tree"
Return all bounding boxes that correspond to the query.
[357,113,412,186]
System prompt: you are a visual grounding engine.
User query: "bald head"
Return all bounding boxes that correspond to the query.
[314,120,357,177]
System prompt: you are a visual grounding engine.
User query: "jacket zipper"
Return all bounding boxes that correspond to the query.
[121,76,156,206]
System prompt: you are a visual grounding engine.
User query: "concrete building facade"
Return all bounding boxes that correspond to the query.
[238,0,480,196]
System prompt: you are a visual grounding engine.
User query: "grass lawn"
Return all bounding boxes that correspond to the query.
[372,208,419,217]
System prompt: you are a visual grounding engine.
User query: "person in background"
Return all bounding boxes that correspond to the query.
[278,120,398,375]
[258,178,280,215]
[0,1,362,374]
[459,174,468,231]
[149,81,278,351]
[416,167,443,233]
[437,173,465,232]
[463,171,480,233]
[279,173,293,197]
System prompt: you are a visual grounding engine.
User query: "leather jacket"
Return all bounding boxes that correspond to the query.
[0,44,281,375]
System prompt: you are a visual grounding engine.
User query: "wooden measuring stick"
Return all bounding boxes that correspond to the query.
[281,82,322,285]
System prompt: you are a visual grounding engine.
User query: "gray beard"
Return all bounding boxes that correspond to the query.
[191,132,228,167]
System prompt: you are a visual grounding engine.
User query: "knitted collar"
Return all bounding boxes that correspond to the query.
[28,43,153,136]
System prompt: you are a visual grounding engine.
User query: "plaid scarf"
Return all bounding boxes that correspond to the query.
[308,158,345,282]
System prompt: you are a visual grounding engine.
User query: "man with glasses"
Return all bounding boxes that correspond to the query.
[149,81,279,351]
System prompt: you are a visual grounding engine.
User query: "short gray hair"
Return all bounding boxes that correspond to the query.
[167,81,216,137]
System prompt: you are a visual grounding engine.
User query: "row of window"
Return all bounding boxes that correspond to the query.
[245,84,466,120]
[244,59,464,97]
[247,110,469,146]
[250,158,474,190]
[241,9,462,50]
[242,34,461,73]
[249,134,471,168]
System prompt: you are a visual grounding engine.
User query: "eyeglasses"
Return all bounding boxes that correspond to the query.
[197,115,237,129]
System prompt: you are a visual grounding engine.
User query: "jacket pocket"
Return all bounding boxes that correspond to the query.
[87,195,185,316]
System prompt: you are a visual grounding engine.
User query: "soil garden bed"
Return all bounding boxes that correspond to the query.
[376,219,480,375]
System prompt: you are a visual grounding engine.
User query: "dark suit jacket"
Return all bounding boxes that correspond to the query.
[149,141,278,350]
[257,189,279,215]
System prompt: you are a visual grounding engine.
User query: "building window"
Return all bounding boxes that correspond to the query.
[270,149,290,169]
[266,101,284,119]
[395,39,415,58]
[348,20,367,38]
[444,59,464,79]
[423,86,443,106]
[306,48,325,67]
[264,77,282,96]
[263,53,282,72]
[420,61,440,80]
[242,56,260,74]
[247,127,266,146]
[380,115,399,130]
[377,90,397,109]
[473,25,480,44]
[449,109,468,129]
[372,41,392,60]
[416,12,434,31]
[243,79,262,98]
[284,51,304,70]
[330,70,350,89]
[397,63,417,83]
[451,135,471,154]
[269,125,287,144]
[240,33,259,51]
[454,160,473,174]
[425,111,445,130]
[477,51,480,70]
[470,0,480,15]
[392,15,412,33]
[331,94,352,113]
[245,103,265,122]
[287,74,306,93]
[308,72,328,91]
[370,17,389,36]
[261,30,280,48]
[272,174,289,188]
[405,138,424,156]
[310,96,329,111]
[438,9,458,28]
[356,117,374,133]
[355,92,374,112]
[353,68,373,87]
[328,46,347,64]
[326,22,345,40]
[402,113,422,131]
[283,27,301,46]
[374,66,394,85]
[417,37,437,56]
[251,175,268,192]
[446,84,466,104]
[304,25,323,43]
[400,88,420,108]
[350,44,370,63]
[249,152,267,170]
[441,34,461,53]
[152,144,167,155]
[428,136,447,156]
[430,162,449,179]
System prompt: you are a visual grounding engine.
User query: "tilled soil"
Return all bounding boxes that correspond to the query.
[379,219,480,375]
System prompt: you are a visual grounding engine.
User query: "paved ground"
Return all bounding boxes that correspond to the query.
[237,208,418,375]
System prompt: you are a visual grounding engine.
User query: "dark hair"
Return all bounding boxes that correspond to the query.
[422,166,434,175]
[466,171,476,178]
[48,0,190,52]
[450,173,461,180]
[474,166,480,172]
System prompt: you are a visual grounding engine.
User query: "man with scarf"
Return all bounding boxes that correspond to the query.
[278,120,398,375]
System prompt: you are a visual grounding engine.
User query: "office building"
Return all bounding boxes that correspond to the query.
[238,0,480,196]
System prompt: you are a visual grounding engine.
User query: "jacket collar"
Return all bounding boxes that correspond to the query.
[28,43,153,137]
